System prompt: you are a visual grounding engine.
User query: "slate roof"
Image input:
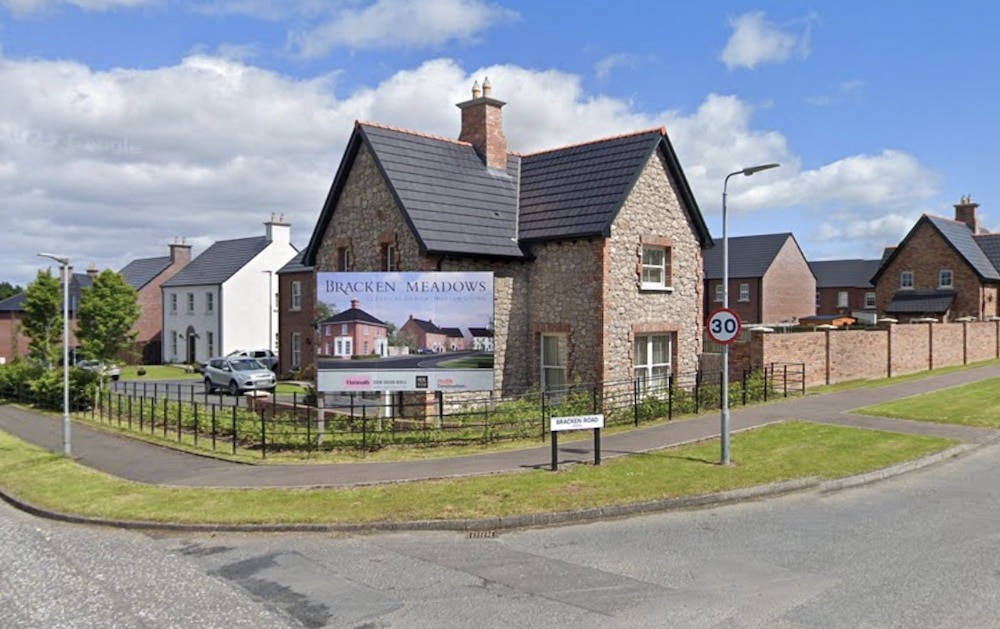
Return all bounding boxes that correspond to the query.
[468,327,493,337]
[440,327,464,338]
[873,215,1000,283]
[405,317,443,334]
[885,289,956,314]
[808,259,881,288]
[974,233,1000,272]
[0,273,93,314]
[321,305,386,327]
[0,292,25,312]
[703,233,803,280]
[162,236,270,287]
[303,123,712,264]
[120,255,172,290]
[277,250,311,275]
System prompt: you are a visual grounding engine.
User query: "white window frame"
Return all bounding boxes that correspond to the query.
[170,331,178,357]
[170,293,177,314]
[341,323,348,335]
[291,281,301,311]
[540,333,567,392]
[939,269,953,288]
[384,243,397,272]
[634,333,674,395]
[291,332,301,369]
[206,331,214,358]
[205,292,214,314]
[739,283,749,302]
[187,292,195,313]
[337,247,350,272]
[865,292,876,309]
[900,271,914,290]
[714,283,724,302]
[837,291,849,308]
[815,291,821,308]
[640,245,671,290]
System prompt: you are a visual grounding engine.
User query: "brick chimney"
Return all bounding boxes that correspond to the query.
[954,195,980,234]
[456,77,508,170]
[169,237,192,263]
[350,299,360,310]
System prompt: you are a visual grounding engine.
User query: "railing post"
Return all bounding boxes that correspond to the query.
[633,378,639,426]
[260,407,266,460]
[783,364,788,398]
[695,371,701,414]
[668,374,674,420]
[231,405,237,455]
[742,370,747,406]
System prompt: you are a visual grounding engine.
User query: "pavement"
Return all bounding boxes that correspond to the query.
[1,363,999,531]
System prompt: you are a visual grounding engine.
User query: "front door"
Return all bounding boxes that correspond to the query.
[186,327,197,364]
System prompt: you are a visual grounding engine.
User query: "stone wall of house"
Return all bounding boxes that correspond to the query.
[729,321,1000,387]
[761,238,816,324]
[602,150,705,383]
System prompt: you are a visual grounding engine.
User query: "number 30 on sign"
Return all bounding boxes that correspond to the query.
[706,307,742,345]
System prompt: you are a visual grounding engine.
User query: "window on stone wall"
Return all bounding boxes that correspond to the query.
[540,333,567,392]
[837,291,849,308]
[291,281,301,311]
[337,247,351,272]
[382,243,398,272]
[640,245,671,289]
[634,333,673,395]
[900,271,913,289]
[939,269,953,288]
[865,292,876,309]
[739,283,749,302]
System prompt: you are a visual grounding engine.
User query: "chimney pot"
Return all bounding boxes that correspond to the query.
[471,80,481,99]
[482,76,491,97]
[954,195,981,234]
[456,80,508,170]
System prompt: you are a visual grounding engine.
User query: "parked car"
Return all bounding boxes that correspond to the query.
[203,357,276,395]
[76,359,121,381]
[225,349,278,371]
[416,347,436,355]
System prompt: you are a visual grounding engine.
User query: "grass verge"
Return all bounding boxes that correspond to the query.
[0,421,955,525]
[120,365,202,380]
[855,377,1000,428]
[808,358,1000,395]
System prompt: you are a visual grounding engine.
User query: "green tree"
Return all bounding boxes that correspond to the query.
[0,281,22,301]
[76,270,140,363]
[22,269,63,368]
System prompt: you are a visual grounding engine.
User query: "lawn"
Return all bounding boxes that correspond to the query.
[119,365,201,380]
[855,377,1000,428]
[0,421,955,526]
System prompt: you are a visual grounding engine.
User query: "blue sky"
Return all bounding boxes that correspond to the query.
[2,0,998,287]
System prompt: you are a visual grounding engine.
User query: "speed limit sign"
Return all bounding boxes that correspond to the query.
[706,307,742,344]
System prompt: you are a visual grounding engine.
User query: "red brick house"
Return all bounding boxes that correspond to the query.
[703,233,815,326]
[872,197,1000,322]
[809,258,881,317]
[319,299,389,358]
[399,316,448,353]
[119,240,192,363]
[276,251,315,376]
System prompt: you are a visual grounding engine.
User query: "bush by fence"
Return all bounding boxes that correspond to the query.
[0,363,805,458]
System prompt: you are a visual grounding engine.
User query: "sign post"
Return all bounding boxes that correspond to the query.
[707,306,742,466]
[549,414,605,471]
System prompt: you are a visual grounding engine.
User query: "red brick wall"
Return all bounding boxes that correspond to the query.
[0,313,28,363]
[761,238,816,324]
[816,286,874,315]
[725,321,999,388]
[278,269,315,377]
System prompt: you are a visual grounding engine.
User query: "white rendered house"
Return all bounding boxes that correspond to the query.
[161,217,297,365]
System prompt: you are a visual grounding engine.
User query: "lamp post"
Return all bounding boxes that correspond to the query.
[721,163,779,466]
[262,270,274,354]
[37,252,72,457]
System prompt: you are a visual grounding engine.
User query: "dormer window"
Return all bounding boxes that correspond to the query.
[900,271,914,290]
[939,269,953,288]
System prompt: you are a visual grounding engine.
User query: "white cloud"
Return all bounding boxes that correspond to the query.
[720,11,810,70]
[593,52,652,82]
[0,52,942,286]
[0,0,153,16]
[290,0,519,57]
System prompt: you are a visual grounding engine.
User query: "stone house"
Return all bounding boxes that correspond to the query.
[302,80,713,398]
[872,197,1000,322]
[319,299,389,358]
[809,258,881,318]
[161,217,297,365]
[276,251,315,376]
[703,233,815,326]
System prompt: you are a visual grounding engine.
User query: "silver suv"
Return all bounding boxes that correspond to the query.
[226,349,278,371]
[203,357,276,395]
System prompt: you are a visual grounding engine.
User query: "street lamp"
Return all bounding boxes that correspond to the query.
[262,270,274,353]
[37,252,72,457]
[721,163,780,466]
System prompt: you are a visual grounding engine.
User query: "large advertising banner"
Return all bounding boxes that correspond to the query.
[315,271,495,393]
